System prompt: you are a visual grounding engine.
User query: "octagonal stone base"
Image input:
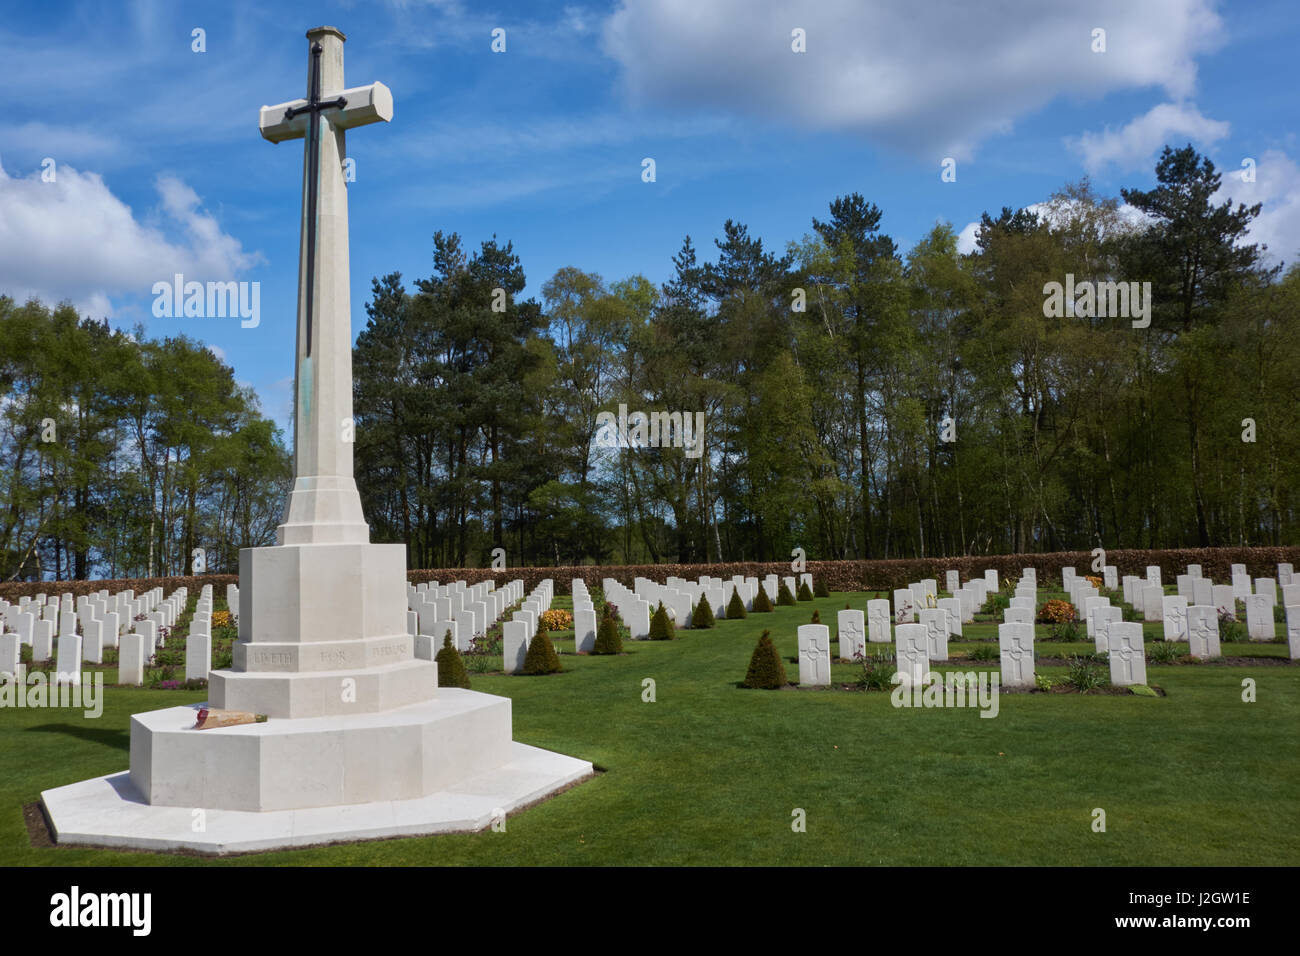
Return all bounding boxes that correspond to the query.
[127,692,512,811]
[41,741,592,855]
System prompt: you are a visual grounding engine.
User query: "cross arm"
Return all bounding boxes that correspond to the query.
[259,81,394,143]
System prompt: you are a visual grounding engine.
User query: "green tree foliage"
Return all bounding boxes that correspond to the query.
[726,589,748,618]
[592,606,624,654]
[692,597,716,628]
[435,634,471,688]
[348,159,1296,562]
[649,601,676,640]
[522,624,562,674]
[797,580,814,601]
[753,585,774,613]
[0,300,289,580]
[777,580,797,606]
[742,630,787,689]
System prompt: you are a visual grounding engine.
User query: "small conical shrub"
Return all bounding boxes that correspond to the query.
[435,634,471,688]
[777,581,797,606]
[523,624,562,674]
[592,609,623,655]
[811,609,821,625]
[649,602,675,640]
[692,598,716,628]
[814,578,830,598]
[742,630,787,689]
[727,590,748,619]
[754,586,774,613]
[797,580,814,602]
[844,602,851,610]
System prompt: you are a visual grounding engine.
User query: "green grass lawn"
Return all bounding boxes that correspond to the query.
[3,588,1297,866]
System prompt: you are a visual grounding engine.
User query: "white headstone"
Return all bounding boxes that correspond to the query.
[998,622,1034,688]
[1094,605,1122,654]
[1107,622,1146,686]
[574,607,596,653]
[1212,584,1236,619]
[186,622,212,682]
[1245,594,1274,641]
[55,633,82,686]
[1143,585,1164,622]
[937,596,962,637]
[894,623,929,685]
[0,633,19,679]
[1161,596,1189,641]
[119,632,146,686]
[1186,606,1220,659]
[867,599,891,643]
[797,625,831,686]
[919,607,949,662]
[837,609,865,661]
[503,620,530,674]
[892,589,915,623]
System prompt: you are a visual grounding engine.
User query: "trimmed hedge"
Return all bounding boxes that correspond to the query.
[742,630,787,689]
[726,590,748,619]
[692,599,716,629]
[404,547,1300,595]
[592,608,623,655]
[753,586,774,613]
[649,602,675,641]
[10,547,1297,603]
[434,635,471,688]
[522,625,562,674]
[0,573,237,602]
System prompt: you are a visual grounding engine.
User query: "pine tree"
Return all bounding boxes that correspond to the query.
[814,577,829,598]
[522,624,562,674]
[810,609,820,625]
[726,590,748,619]
[742,630,787,689]
[592,607,624,655]
[435,634,471,688]
[777,581,797,606]
[797,580,814,601]
[692,598,716,628]
[754,586,774,613]
[649,602,676,640]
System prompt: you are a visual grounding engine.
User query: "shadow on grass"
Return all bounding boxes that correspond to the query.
[26,723,129,752]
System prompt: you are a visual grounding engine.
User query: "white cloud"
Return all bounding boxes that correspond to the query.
[601,0,1226,157]
[955,199,1152,254]
[955,221,981,255]
[1215,148,1300,269]
[0,160,261,317]
[1068,101,1230,172]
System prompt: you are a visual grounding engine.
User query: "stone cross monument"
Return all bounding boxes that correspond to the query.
[260,25,390,546]
[207,26,436,720]
[39,28,591,854]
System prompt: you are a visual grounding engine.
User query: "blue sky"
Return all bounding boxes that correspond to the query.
[1,0,1297,433]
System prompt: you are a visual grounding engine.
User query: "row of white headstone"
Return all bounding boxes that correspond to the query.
[0,585,192,686]
[798,566,1002,687]
[600,571,820,640]
[406,578,524,658]
[502,580,554,673]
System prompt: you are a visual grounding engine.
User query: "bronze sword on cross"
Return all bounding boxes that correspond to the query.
[283,41,347,356]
